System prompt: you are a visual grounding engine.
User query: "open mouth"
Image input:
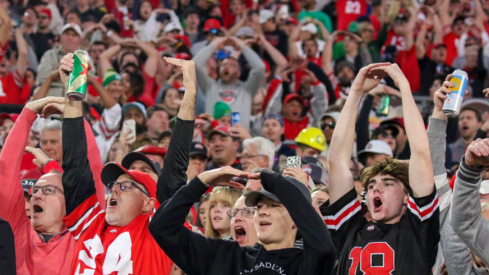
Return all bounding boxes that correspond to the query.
[214,217,222,221]
[33,204,43,215]
[373,197,383,211]
[109,198,118,207]
[234,226,247,243]
[259,221,271,228]
[462,126,469,131]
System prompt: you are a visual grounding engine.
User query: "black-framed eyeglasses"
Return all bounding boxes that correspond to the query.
[106,181,150,197]
[321,121,336,130]
[240,155,266,160]
[30,185,64,196]
[226,207,257,218]
[380,131,396,138]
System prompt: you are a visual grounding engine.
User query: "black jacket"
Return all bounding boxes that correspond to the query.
[149,172,336,275]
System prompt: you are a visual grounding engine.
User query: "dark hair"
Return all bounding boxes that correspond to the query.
[128,71,145,98]
[64,9,80,21]
[147,105,169,119]
[433,74,447,84]
[460,107,482,122]
[104,19,121,34]
[301,38,318,51]
[361,158,411,194]
[92,41,108,50]
[23,6,38,18]
[138,0,153,18]
[195,193,211,228]
[157,130,172,143]
[26,67,37,79]
[120,52,140,68]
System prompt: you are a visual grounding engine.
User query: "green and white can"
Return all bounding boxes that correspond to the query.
[66,50,89,101]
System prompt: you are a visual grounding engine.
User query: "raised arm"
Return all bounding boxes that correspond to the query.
[88,75,118,109]
[157,58,196,204]
[97,44,120,77]
[59,54,96,215]
[259,172,336,274]
[416,23,429,59]
[134,38,159,78]
[192,38,224,94]
[229,37,265,95]
[450,138,489,267]
[439,0,452,27]
[381,63,434,197]
[288,23,302,59]
[328,63,390,203]
[257,33,288,72]
[0,6,10,48]
[14,28,28,79]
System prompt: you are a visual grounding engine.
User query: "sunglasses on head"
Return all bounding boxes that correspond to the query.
[321,121,335,130]
[380,131,396,138]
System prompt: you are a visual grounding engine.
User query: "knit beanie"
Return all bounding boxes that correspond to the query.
[213,102,232,120]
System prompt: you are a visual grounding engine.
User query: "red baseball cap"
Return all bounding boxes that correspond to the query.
[209,124,231,138]
[380,117,405,130]
[0,113,19,124]
[135,144,167,158]
[176,52,192,60]
[286,18,298,25]
[174,34,192,48]
[39,8,52,19]
[204,19,221,32]
[283,93,304,105]
[101,162,157,199]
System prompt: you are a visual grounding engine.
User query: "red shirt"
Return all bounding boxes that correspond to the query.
[336,0,367,30]
[63,195,173,275]
[127,71,157,107]
[0,71,30,104]
[443,26,460,67]
[284,116,309,141]
[397,46,420,92]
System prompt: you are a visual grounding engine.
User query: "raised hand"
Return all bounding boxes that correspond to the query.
[164,58,196,87]
[465,138,489,167]
[25,96,65,115]
[197,166,248,189]
[25,146,50,169]
[374,63,409,88]
[433,74,453,112]
[41,101,65,118]
[59,53,93,90]
[350,63,390,94]
[283,167,309,188]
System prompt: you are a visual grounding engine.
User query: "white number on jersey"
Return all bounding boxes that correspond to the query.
[75,233,134,275]
[0,81,5,97]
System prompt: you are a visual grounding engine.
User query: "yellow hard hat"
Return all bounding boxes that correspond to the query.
[294,127,327,152]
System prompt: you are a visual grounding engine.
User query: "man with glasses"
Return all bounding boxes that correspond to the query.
[58,53,173,274]
[229,195,259,247]
[240,137,275,172]
[372,124,398,155]
[149,165,336,275]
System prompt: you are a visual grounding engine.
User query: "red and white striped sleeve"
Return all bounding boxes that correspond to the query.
[62,195,105,241]
[407,190,439,222]
[322,188,363,231]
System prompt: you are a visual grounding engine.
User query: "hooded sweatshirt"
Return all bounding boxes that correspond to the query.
[149,171,337,275]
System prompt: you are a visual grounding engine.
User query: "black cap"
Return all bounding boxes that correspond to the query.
[372,124,399,139]
[245,176,311,206]
[21,178,38,194]
[189,142,208,158]
[121,152,161,175]
[302,156,323,167]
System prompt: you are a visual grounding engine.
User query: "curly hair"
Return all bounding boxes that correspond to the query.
[360,158,411,195]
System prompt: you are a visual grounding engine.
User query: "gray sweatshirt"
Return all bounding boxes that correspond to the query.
[193,44,266,129]
[428,117,476,275]
[451,155,489,268]
[36,46,65,97]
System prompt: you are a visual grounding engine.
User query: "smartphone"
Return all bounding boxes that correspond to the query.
[286,156,302,168]
[122,119,136,143]
[231,112,241,126]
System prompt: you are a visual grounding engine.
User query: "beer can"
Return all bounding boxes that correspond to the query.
[66,50,89,101]
[442,69,468,117]
[376,95,390,117]
[231,112,240,126]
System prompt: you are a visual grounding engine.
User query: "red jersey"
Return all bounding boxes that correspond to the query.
[0,71,29,104]
[443,26,460,66]
[63,195,173,275]
[336,0,367,30]
[397,46,420,92]
[284,116,309,141]
[383,30,406,52]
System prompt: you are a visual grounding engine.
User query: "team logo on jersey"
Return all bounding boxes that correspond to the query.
[367,225,375,231]
[219,90,236,104]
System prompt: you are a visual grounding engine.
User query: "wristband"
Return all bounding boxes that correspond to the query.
[44,159,53,166]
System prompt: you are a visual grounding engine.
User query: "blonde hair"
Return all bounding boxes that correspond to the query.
[205,187,242,239]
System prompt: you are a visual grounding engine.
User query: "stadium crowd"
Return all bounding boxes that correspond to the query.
[1,0,489,273]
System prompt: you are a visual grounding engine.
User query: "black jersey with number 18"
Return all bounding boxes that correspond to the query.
[321,188,439,275]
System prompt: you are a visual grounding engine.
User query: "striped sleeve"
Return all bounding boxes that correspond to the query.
[407,188,439,222]
[98,104,121,140]
[13,70,26,89]
[322,188,362,231]
[62,195,105,241]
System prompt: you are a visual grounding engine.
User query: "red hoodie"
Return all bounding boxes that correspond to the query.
[0,108,106,275]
